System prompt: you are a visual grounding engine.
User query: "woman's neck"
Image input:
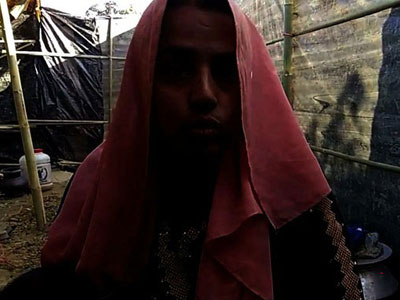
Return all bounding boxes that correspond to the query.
[153,151,222,224]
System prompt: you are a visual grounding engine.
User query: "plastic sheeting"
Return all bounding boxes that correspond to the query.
[0,8,104,163]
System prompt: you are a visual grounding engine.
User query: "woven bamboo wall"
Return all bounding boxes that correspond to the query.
[240,0,400,268]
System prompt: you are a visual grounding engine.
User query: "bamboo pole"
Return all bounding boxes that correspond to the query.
[0,50,126,60]
[0,124,21,129]
[266,0,400,45]
[295,0,400,37]
[0,120,107,130]
[0,163,19,167]
[0,42,35,60]
[310,145,400,174]
[108,14,114,128]
[28,119,108,125]
[0,0,46,230]
[266,36,284,46]
[0,39,36,43]
[282,0,293,105]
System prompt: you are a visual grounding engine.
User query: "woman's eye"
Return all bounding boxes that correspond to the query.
[156,49,195,83]
[157,59,194,83]
[169,62,192,79]
[212,55,239,85]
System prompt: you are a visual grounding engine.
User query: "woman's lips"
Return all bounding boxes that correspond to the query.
[189,127,220,137]
[184,117,222,139]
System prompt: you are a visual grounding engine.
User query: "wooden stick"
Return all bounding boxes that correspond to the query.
[0,0,46,230]
[0,50,126,60]
[107,14,114,135]
[310,145,400,174]
[0,39,36,43]
[282,0,294,105]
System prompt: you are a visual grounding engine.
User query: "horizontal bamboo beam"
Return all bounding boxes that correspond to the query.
[58,160,82,167]
[295,0,400,37]
[0,120,108,128]
[0,42,35,60]
[0,39,36,43]
[310,145,400,174]
[0,124,20,129]
[266,0,400,46]
[0,50,126,60]
[94,15,129,20]
[29,119,108,125]
[0,162,19,167]
[266,37,284,46]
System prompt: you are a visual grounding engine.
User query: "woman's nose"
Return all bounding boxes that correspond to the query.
[189,65,218,114]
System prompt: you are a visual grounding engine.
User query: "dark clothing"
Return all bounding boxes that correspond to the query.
[0,199,361,300]
[271,199,360,300]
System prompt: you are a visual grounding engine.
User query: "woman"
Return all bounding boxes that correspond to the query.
[1,0,361,299]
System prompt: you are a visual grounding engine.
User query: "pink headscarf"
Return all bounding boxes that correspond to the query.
[41,1,331,299]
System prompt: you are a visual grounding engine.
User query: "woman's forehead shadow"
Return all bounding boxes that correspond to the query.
[167,0,231,13]
[157,5,236,57]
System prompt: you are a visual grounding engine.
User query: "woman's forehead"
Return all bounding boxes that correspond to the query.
[159,5,236,54]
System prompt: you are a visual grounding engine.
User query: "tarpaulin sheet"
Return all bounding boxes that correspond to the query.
[0,8,103,163]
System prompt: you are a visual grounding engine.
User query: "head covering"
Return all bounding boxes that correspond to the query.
[41,1,330,299]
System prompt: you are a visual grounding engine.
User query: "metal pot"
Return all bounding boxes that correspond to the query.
[0,167,29,197]
[356,243,399,300]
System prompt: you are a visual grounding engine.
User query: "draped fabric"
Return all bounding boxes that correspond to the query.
[41,1,331,299]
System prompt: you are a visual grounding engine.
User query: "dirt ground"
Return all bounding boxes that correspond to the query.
[0,170,73,289]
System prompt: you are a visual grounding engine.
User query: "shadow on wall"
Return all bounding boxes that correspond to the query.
[305,7,400,274]
[305,71,365,152]
[320,72,365,156]
[366,7,400,271]
[305,70,367,225]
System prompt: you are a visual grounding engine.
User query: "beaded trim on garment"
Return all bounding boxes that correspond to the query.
[315,197,363,300]
[150,221,207,300]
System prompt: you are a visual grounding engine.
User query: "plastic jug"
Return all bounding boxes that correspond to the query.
[19,148,53,191]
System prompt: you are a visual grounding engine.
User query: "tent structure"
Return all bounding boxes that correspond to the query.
[0,0,138,164]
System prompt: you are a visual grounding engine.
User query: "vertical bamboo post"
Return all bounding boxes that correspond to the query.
[0,0,46,230]
[282,0,294,105]
[108,14,113,125]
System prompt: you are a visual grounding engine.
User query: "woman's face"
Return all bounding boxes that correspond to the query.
[153,5,241,159]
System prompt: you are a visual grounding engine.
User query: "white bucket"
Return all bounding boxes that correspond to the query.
[19,148,53,191]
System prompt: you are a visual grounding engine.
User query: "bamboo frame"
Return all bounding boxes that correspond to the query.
[0,0,46,230]
[0,11,124,138]
[276,0,400,173]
